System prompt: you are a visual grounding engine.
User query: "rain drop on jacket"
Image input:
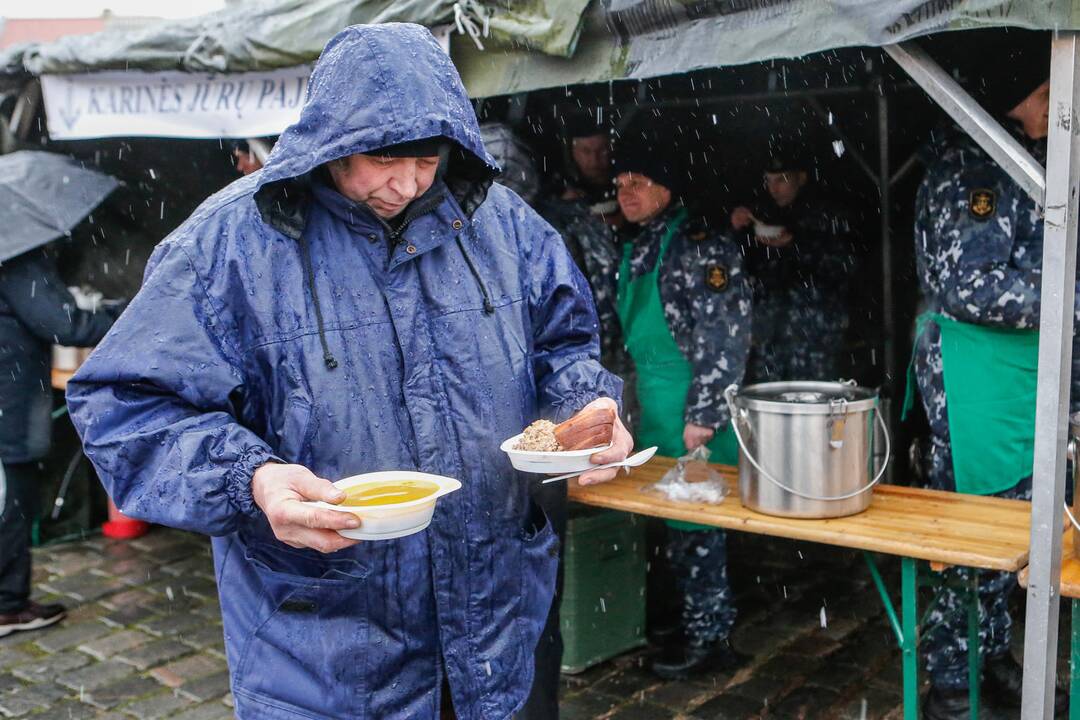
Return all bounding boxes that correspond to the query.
[67,23,622,720]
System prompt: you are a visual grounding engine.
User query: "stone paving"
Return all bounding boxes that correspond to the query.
[0,526,1065,719]
[0,529,231,720]
[561,532,911,720]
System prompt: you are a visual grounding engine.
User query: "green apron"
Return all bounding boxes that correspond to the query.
[903,312,1038,496]
[617,209,738,531]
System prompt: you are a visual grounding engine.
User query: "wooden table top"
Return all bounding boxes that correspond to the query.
[568,456,1033,572]
[1018,528,1080,598]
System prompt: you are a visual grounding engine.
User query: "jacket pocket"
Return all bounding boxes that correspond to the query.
[516,500,559,668]
[465,501,558,697]
[276,395,319,466]
[234,543,368,719]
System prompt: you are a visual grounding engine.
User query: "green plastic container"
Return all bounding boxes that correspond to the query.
[559,505,647,673]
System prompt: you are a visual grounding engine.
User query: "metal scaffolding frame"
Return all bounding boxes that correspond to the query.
[887,33,1080,719]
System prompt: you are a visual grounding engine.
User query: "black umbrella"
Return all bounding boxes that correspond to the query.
[0,150,120,263]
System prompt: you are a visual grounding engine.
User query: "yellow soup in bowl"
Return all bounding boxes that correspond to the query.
[340,480,440,507]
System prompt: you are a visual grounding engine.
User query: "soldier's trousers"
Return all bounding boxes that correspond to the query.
[922,433,1032,690]
[665,527,737,647]
[0,462,37,613]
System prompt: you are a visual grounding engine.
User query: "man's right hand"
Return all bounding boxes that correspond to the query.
[251,463,361,553]
[730,206,754,230]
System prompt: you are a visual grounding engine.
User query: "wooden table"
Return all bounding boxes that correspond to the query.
[569,456,1034,720]
[1019,528,1080,719]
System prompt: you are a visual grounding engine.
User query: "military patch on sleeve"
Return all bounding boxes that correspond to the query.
[705,264,728,292]
[969,189,996,220]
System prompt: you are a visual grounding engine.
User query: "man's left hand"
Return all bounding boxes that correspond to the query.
[683,423,715,451]
[578,397,633,486]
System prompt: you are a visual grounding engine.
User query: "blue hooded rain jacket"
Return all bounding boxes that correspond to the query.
[67,23,621,720]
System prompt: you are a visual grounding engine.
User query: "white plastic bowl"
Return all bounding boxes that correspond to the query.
[306,471,462,541]
[500,433,611,474]
[753,221,785,239]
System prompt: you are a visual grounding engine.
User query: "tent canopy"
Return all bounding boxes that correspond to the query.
[0,0,591,76]
[456,0,1080,97]
[3,1,1078,97]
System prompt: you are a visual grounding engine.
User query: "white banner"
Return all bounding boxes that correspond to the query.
[41,66,312,140]
[39,26,452,141]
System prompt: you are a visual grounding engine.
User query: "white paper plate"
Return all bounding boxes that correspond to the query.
[305,471,461,541]
[500,433,611,474]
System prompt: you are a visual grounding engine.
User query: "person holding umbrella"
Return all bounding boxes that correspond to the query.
[0,151,125,637]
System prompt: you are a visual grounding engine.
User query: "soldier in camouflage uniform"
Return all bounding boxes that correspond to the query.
[537,115,622,366]
[911,34,1068,720]
[611,141,752,680]
[731,145,857,382]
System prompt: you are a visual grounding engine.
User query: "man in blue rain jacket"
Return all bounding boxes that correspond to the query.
[67,23,628,720]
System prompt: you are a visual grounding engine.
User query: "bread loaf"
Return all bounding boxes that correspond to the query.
[553,407,616,451]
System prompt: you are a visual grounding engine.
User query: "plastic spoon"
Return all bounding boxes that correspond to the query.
[540,446,658,484]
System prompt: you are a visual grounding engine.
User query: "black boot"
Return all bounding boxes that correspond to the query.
[649,637,747,681]
[922,685,969,720]
[647,620,681,646]
[983,654,1068,717]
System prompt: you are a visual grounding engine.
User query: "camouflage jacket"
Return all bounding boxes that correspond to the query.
[744,189,856,332]
[915,128,1044,328]
[621,205,752,429]
[740,190,857,382]
[538,194,621,361]
[914,126,1080,412]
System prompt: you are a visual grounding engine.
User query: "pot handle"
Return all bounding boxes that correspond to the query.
[723,384,750,439]
[1066,441,1080,533]
[725,390,892,502]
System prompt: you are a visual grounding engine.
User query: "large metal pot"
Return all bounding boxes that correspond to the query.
[724,381,890,519]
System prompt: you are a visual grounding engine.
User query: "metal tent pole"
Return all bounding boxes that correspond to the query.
[9,81,41,142]
[806,95,880,187]
[876,83,897,484]
[1022,32,1080,719]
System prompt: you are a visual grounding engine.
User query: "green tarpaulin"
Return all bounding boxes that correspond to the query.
[456,0,1080,97]
[1,0,590,76]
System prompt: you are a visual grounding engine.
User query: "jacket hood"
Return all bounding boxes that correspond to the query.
[255,23,499,228]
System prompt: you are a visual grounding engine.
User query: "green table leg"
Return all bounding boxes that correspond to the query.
[864,553,903,643]
[967,571,980,720]
[903,556,920,720]
[1072,599,1080,720]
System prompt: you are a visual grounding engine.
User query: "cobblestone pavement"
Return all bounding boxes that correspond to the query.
[1,529,230,720]
[0,527,1065,719]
